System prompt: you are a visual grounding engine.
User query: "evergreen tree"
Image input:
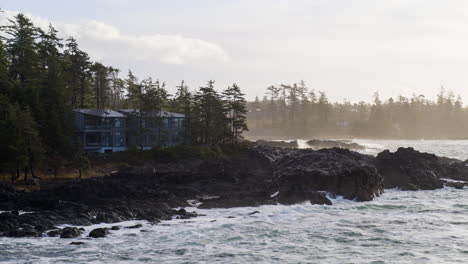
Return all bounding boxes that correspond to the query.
[174,80,192,144]
[1,13,40,105]
[63,37,91,108]
[0,39,10,95]
[230,84,248,143]
[193,80,226,144]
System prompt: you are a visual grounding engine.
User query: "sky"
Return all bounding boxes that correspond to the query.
[2,0,468,102]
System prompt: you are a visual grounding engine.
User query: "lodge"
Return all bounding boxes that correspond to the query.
[74,109,185,153]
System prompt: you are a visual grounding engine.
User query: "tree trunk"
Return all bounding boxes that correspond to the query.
[29,161,35,179]
[24,166,28,184]
[80,79,85,108]
[16,163,20,182]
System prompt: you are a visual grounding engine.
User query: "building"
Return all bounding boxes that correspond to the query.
[118,109,185,150]
[74,109,185,153]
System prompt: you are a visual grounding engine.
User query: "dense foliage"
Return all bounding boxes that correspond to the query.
[248,82,468,139]
[0,14,248,181]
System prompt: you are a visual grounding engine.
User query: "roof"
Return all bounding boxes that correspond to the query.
[74,109,125,118]
[118,109,185,118]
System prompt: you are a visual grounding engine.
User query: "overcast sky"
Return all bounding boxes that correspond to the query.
[2,0,468,102]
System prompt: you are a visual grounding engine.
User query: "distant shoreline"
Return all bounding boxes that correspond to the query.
[245,135,468,141]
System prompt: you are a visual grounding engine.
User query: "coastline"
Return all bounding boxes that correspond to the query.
[1,144,468,239]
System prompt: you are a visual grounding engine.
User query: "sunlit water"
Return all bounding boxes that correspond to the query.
[1,140,468,264]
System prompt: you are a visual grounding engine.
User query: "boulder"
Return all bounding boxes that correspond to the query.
[46,229,61,237]
[60,227,82,238]
[89,228,109,238]
[125,224,143,229]
[375,148,444,190]
[277,189,332,205]
[273,147,383,201]
[70,241,85,245]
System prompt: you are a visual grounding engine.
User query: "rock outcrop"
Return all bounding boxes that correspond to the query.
[89,228,109,238]
[306,139,365,150]
[0,144,414,238]
[270,147,383,201]
[256,140,299,149]
[375,147,468,190]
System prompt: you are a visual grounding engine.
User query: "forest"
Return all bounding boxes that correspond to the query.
[247,82,468,139]
[0,14,248,181]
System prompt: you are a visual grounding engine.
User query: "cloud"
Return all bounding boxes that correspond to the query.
[0,10,229,65]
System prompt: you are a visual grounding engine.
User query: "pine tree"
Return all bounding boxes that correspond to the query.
[193,81,225,144]
[230,84,248,143]
[1,13,40,105]
[64,37,91,108]
[0,39,10,96]
[174,80,192,144]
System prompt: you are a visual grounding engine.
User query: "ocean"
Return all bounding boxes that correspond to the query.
[1,140,468,264]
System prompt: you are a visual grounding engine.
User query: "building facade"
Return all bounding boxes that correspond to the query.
[74,109,185,153]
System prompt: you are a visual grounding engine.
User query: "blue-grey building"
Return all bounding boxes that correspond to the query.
[74,109,185,153]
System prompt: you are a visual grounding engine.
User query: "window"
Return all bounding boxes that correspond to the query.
[102,132,112,147]
[85,116,99,129]
[86,132,101,146]
[114,118,123,128]
[179,118,184,128]
[150,135,157,146]
[114,132,125,147]
[162,118,169,128]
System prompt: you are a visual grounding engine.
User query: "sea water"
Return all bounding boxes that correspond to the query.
[1,140,468,264]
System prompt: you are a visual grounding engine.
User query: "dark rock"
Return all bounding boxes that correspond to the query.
[256,140,298,149]
[247,211,260,215]
[46,229,61,237]
[70,241,85,245]
[306,139,365,150]
[89,228,109,238]
[172,208,198,219]
[125,224,143,229]
[443,181,467,189]
[111,226,120,230]
[277,189,332,205]
[271,147,383,201]
[375,148,444,190]
[8,228,41,237]
[60,227,82,238]
[197,195,271,209]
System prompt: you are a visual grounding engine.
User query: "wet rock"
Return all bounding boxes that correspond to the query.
[443,181,467,189]
[125,224,143,229]
[306,139,365,150]
[375,148,444,190]
[277,190,332,205]
[89,228,109,238]
[8,228,41,237]
[197,195,272,209]
[256,140,298,149]
[271,147,383,201]
[60,227,82,238]
[46,229,61,237]
[111,226,120,230]
[70,241,85,245]
[247,211,260,215]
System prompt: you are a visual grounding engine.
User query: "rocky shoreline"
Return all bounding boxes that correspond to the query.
[1,145,467,238]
